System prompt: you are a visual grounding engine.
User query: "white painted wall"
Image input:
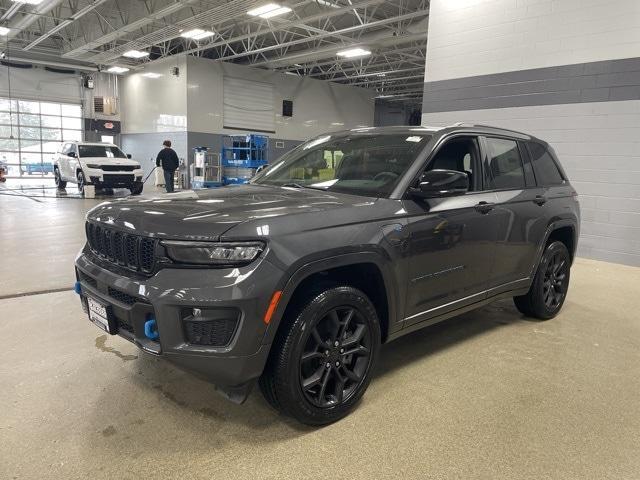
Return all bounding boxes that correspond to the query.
[120,56,374,140]
[120,56,188,134]
[423,101,640,266]
[185,56,375,140]
[425,0,640,82]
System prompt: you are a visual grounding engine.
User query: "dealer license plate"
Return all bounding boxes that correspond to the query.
[87,296,111,333]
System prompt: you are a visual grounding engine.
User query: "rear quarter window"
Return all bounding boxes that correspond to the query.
[527,142,565,186]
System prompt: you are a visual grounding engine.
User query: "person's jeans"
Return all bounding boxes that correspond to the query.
[163,169,175,193]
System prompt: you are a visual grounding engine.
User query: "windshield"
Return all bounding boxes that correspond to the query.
[78,145,127,159]
[252,133,430,197]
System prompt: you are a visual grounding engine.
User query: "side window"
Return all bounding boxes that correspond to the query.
[486,137,525,190]
[427,136,481,192]
[527,142,564,186]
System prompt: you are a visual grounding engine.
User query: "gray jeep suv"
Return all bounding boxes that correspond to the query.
[74,124,580,425]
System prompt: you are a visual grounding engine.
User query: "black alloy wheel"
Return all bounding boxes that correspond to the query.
[514,240,571,320]
[259,284,381,425]
[299,306,372,408]
[542,250,568,309]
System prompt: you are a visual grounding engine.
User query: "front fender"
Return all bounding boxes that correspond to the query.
[261,249,401,346]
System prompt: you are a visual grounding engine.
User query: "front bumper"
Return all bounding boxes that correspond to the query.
[75,251,283,387]
[84,167,143,187]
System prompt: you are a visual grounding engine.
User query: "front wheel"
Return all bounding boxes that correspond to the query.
[259,285,381,425]
[129,182,143,195]
[54,168,66,189]
[514,241,571,320]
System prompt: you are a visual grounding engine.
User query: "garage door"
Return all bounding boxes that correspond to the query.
[223,77,275,133]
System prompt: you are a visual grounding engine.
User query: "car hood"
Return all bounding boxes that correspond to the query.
[80,157,139,165]
[85,184,384,240]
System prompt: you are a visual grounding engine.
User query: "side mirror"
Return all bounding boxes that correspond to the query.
[410,169,469,198]
[68,151,76,158]
[126,154,132,159]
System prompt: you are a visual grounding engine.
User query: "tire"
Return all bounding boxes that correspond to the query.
[129,183,143,195]
[514,240,571,320]
[259,284,381,426]
[77,170,86,195]
[54,168,66,189]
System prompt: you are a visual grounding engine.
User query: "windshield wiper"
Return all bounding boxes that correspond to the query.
[281,182,306,189]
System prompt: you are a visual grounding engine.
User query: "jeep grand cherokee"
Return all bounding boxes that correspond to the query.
[74,124,580,425]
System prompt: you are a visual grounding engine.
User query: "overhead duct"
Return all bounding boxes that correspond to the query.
[4,0,65,40]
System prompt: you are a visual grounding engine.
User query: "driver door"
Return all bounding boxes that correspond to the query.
[403,135,501,326]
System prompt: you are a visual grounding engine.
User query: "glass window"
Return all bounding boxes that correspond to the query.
[61,104,82,117]
[18,100,39,114]
[63,129,82,141]
[78,145,126,158]
[0,139,20,150]
[62,117,82,129]
[19,126,41,139]
[0,112,15,124]
[19,113,40,127]
[41,115,62,128]
[428,136,480,191]
[527,142,565,186]
[0,97,82,177]
[40,103,61,115]
[0,98,17,112]
[486,137,525,190]
[253,133,430,197]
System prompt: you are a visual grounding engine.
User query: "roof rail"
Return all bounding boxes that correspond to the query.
[448,122,530,137]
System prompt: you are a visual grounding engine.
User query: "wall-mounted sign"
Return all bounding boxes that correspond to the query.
[84,118,121,133]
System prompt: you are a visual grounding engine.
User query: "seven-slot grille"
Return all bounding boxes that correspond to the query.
[100,165,137,172]
[85,222,156,273]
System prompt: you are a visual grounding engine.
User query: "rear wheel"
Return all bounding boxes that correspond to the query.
[514,240,571,320]
[54,168,66,189]
[259,285,380,425]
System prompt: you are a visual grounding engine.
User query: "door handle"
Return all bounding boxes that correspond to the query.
[533,195,547,206]
[475,201,495,214]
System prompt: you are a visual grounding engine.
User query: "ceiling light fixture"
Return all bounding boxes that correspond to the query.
[107,66,130,74]
[123,49,149,59]
[336,47,371,58]
[180,29,215,40]
[247,3,292,18]
[142,72,163,78]
[315,0,340,7]
[0,27,9,36]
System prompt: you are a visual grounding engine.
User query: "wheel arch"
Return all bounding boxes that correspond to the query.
[263,252,399,347]
[529,219,578,278]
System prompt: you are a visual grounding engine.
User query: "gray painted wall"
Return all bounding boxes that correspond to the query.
[422,0,640,267]
[423,57,640,113]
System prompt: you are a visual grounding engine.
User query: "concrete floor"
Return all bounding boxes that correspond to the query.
[1,185,640,479]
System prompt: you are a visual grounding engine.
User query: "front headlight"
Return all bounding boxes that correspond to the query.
[162,241,265,266]
[86,164,102,169]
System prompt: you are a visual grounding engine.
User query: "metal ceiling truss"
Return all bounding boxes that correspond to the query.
[0,0,428,104]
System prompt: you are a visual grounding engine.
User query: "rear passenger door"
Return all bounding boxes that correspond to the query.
[481,136,548,291]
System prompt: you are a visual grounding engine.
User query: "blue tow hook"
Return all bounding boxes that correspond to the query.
[74,281,82,295]
[144,319,159,340]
